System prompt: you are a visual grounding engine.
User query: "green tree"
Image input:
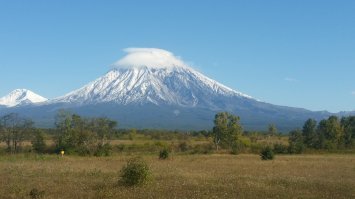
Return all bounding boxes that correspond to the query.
[302,118,318,148]
[318,116,344,149]
[288,129,305,154]
[212,112,243,151]
[32,129,46,153]
[316,119,327,149]
[55,111,92,154]
[327,116,344,145]
[92,117,117,145]
[54,110,73,151]
[341,116,355,148]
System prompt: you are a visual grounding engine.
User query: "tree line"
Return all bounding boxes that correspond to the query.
[211,112,355,154]
[288,115,355,153]
[0,111,117,156]
[0,111,354,156]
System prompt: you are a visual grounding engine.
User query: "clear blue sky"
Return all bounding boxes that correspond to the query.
[0,0,354,112]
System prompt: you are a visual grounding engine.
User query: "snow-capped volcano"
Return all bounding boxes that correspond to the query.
[0,48,336,131]
[53,48,253,107]
[0,89,48,107]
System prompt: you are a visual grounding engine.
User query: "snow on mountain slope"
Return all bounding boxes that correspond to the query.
[52,48,253,107]
[0,89,48,107]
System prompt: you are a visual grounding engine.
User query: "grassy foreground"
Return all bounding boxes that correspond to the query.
[0,154,354,199]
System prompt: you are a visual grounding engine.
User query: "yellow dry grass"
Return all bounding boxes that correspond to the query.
[0,154,354,199]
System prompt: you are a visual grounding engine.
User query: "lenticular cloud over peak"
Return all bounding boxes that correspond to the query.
[113,48,189,69]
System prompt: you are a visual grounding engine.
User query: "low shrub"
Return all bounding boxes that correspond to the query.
[120,157,151,186]
[29,188,45,199]
[260,146,274,160]
[177,141,189,152]
[159,148,169,159]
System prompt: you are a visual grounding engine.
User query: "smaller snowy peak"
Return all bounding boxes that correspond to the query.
[112,48,188,70]
[0,89,48,107]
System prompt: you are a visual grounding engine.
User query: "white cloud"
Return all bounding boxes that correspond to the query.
[351,91,355,96]
[112,48,189,69]
[284,77,298,82]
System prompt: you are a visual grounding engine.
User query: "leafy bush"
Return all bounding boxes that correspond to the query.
[229,138,252,154]
[260,146,274,160]
[120,157,151,186]
[288,142,305,154]
[178,142,189,152]
[159,148,169,159]
[95,143,112,157]
[231,140,245,155]
[76,145,91,156]
[29,188,45,199]
[273,143,289,154]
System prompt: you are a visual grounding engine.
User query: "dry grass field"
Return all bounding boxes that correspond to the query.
[0,154,354,199]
